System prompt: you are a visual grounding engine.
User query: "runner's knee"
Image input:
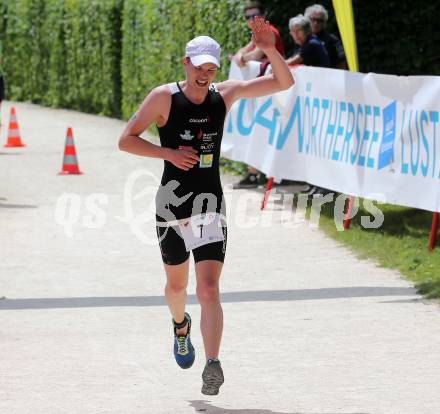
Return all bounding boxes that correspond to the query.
[196,282,219,304]
[165,282,187,295]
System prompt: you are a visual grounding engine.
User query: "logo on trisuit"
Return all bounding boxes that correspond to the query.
[180,130,194,141]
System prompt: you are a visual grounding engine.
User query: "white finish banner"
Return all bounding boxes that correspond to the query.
[221,62,440,213]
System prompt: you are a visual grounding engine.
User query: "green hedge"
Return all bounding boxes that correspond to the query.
[120,0,247,119]
[2,0,48,102]
[44,0,67,108]
[0,0,247,118]
[61,0,122,116]
[0,0,122,116]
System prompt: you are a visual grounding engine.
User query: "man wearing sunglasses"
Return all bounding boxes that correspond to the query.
[230,1,286,189]
[231,1,285,74]
[305,4,347,69]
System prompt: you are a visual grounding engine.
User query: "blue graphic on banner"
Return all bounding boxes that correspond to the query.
[378,101,397,170]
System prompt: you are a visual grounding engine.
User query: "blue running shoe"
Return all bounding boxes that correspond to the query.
[173,312,195,369]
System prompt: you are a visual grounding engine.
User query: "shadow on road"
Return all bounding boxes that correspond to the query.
[188,399,369,414]
[0,286,417,310]
[0,202,37,209]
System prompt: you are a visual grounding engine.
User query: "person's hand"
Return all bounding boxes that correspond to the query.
[249,15,275,53]
[232,52,246,68]
[167,147,199,171]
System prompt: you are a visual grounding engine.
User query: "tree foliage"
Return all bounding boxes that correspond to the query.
[0,0,438,119]
[264,0,440,76]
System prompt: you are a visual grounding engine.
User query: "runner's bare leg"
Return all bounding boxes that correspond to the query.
[164,259,190,335]
[195,260,223,359]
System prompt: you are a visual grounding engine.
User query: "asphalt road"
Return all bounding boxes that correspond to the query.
[1,101,440,414]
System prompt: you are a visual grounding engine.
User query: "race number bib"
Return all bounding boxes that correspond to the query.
[178,213,225,251]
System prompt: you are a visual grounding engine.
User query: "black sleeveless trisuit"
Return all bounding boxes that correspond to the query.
[155,82,227,265]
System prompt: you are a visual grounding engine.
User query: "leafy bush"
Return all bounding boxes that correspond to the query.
[0,0,122,116]
[120,0,247,119]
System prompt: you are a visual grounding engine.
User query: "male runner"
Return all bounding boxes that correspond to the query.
[119,16,294,395]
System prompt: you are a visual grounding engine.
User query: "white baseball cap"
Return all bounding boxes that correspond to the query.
[185,36,221,68]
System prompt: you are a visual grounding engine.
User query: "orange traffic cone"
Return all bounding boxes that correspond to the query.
[58,127,83,175]
[4,107,26,147]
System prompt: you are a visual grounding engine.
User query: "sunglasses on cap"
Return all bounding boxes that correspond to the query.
[245,12,261,20]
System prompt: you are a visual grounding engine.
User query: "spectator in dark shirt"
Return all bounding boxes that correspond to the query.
[286,14,332,196]
[304,4,347,194]
[286,14,330,68]
[305,4,347,69]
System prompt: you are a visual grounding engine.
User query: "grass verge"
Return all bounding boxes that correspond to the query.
[312,196,440,301]
[219,158,248,176]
